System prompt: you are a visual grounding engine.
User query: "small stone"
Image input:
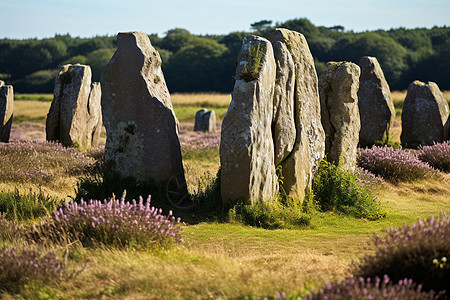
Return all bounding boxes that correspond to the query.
[401,80,450,148]
[194,109,216,132]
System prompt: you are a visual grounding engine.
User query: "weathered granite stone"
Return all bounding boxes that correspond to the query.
[272,41,296,166]
[220,35,278,205]
[319,61,361,170]
[101,31,186,191]
[358,56,395,146]
[46,64,102,150]
[0,85,13,142]
[267,28,325,202]
[194,109,216,132]
[401,80,450,148]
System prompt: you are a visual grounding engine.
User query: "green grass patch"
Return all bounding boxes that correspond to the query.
[173,104,228,123]
[14,94,53,101]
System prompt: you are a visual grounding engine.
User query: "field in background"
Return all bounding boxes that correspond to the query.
[2,92,449,298]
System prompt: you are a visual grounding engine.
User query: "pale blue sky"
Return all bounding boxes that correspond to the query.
[1,0,449,39]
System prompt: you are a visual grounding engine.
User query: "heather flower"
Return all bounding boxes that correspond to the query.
[357,146,436,182]
[29,196,183,248]
[0,246,65,293]
[355,211,450,294]
[417,141,450,172]
[299,275,441,300]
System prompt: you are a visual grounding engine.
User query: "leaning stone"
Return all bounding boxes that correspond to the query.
[101,31,187,192]
[272,40,296,166]
[220,35,278,205]
[0,85,13,142]
[267,28,325,202]
[46,64,102,150]
[358,56,395,146]
[319,61,361,171]
[194,109,216,132]
[401,80,450,148]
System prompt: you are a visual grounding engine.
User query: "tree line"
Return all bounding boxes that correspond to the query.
[1,18,449,93]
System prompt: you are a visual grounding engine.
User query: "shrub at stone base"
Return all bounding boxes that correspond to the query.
[312,159,386,220]
[354,212,450,296]
[357,146,436,182]
[29,197,183,248]
[418,141,450,172]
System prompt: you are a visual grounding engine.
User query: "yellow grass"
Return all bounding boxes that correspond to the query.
[391,90,450,107]
[13,100,51,124]
[171,93,231,107]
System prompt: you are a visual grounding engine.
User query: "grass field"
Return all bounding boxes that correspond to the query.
[2,93,449,299]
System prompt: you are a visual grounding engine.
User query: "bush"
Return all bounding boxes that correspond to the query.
[29,197,183,249]
[228,199,310,229]
[417,141,450,172]
[0,189,60,221]
[357,146,436,182]
[0,246,65,293]
[300,275,441,300]
[312,159,386,220]
[354,212,450,295]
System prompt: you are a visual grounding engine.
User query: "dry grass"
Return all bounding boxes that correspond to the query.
[391,90,450,109]
[171,93,231,107]
[13,100,51,124]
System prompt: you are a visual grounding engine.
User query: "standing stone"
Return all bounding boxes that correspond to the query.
[101,31,186,190]
[272,41,296,166]
[358,56,395,146]
[0,85,13,142]
[401,81,450,148]
[220,35,278,205]
[319,61,361,171]
[194,109,216,132]
[46,64,102,150]
[267,28,325,202]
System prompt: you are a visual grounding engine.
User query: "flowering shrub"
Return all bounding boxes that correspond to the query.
[354,212,450,295]
[418,141,450,172]
[354,167,384,186]
[0,246,65,293]
[312,159,386,220]
[300,275,441,300]
[29,197,183,248]
[357,146,436,182]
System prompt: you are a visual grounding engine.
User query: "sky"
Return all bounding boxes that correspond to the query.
[0,0,449,39]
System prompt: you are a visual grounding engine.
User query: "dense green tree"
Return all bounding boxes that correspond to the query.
[86,48,115,81]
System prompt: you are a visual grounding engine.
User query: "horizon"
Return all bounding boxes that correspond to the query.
[1,0,449,40]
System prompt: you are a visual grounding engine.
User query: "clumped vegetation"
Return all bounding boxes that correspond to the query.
[418,141,450,172]
[354,212,450,295]
[0,189,60,221]
[299,276,441,300]
[29,197,183,248]
[358,146,437,182]
[0,246,66,293]
[312,159,386,220]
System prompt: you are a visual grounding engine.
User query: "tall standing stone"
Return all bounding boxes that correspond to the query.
[267,28,325,202]
[358,56,395,146]
[401,81,450,148]
[0,85,13,142]
[272,41,296,166]
[220,35,278,205]
[194,109,216,132]
[101,31,186,190]
[319,61,361,171]
[46,64,102,150]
